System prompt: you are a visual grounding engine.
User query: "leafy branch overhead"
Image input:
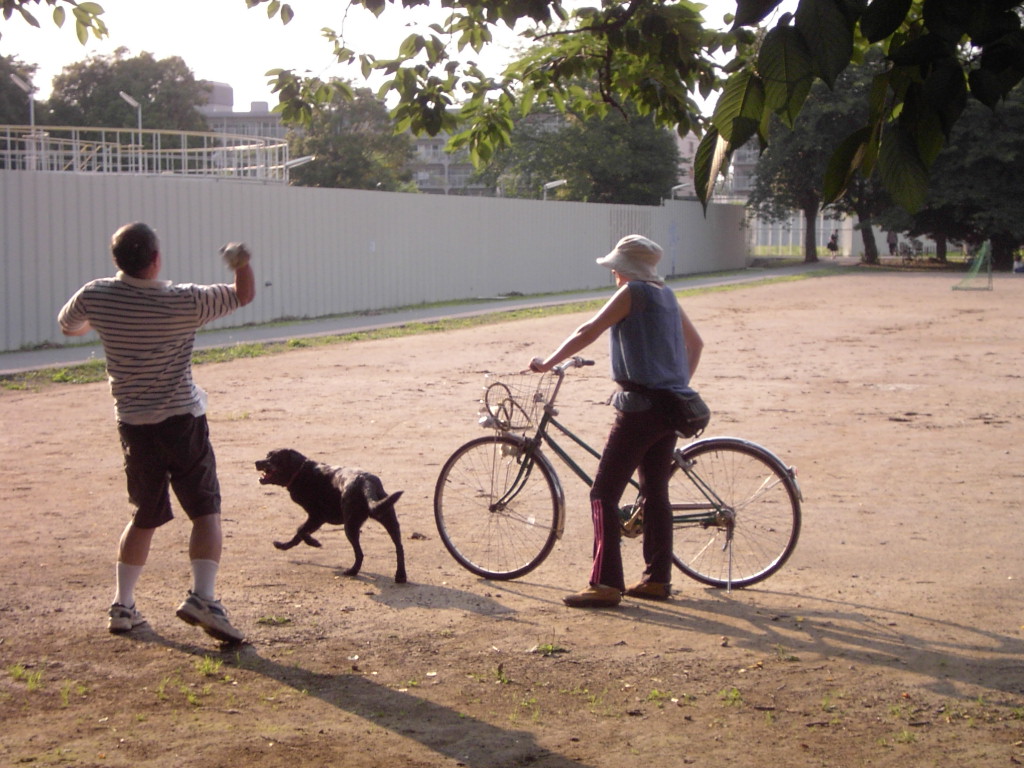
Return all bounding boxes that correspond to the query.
[0,0,107,44]
[250,0,1023,213]
[6,0,1023,212]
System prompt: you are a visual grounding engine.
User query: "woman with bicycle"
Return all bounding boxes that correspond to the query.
[528,234,703,607]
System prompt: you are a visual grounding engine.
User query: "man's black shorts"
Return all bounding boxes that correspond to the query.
[117,413,221,528]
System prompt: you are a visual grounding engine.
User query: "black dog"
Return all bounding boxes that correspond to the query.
[255,448,407,583]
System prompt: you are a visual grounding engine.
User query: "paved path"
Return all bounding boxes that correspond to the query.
[1,261,837,374]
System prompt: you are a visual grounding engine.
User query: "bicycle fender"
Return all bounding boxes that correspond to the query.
[503,433,568,540]
[679,436,803,503]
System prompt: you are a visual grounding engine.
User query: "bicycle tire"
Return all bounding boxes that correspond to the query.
[434,434,563,580]
[670,437,801,588]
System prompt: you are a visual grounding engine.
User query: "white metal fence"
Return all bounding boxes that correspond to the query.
[0,170,748,353]
[1,125,290,181]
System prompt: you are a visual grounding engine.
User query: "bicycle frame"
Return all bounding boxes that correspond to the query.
[493,360,730,535]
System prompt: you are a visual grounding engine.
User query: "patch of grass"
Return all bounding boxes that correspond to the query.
[494,663,511,685]
[530,642,569,657]
[772,643,800,662]
[59,679,87,707]
[646,688,673,706]
[0,272,822,391]
[719,686,744,707]
[155,676,170,702]
[517,695,541,722]
[7,663,43,691]
[194,656,224,678]
[256,615,292,626]
[892,728,917,745]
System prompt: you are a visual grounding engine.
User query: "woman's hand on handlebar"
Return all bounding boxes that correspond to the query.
[526,356,594,374]
[528,356,551,373]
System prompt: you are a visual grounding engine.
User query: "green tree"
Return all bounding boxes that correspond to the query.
[46,48,209,130]
[0,55,37,123]
[748,50,898,264]
[834,173,894,265]
[287,83,415,191]
[478,106,680,204]
[248,0,1024,214]
[745,124,827,263]
[902,82,1024,270]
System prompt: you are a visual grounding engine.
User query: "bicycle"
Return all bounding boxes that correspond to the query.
[433,357,802,590]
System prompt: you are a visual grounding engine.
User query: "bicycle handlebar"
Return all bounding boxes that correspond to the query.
[553,357,594,374]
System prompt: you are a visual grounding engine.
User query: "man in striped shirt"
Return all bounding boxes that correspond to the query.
[58,222,255,643]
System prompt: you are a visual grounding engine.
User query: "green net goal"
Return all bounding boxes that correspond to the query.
[953,241,993,291]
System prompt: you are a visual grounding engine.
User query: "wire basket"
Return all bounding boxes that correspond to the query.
[478,372,554,431]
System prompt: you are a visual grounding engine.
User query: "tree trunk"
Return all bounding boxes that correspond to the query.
[803,205,820,263]
[990,234,1015,271]
[934,235,947,262]
[858,221,879,264]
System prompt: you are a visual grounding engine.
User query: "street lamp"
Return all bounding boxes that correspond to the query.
[542,178,567,201]
[9,73,35,132]
[118,90,142,131]
[10,73,38,169]
[119,90,143,172]
[670,183,691,199]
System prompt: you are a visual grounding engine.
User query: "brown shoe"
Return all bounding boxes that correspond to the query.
[563,584,622,608]
[624,581,671,601]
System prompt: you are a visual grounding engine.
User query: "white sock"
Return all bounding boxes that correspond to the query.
[114,562,144,608]
[190,559,220,601]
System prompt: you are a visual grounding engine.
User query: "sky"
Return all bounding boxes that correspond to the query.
[0,0,786,112]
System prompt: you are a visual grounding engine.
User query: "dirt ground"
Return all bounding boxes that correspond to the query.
[1,269,1023,767]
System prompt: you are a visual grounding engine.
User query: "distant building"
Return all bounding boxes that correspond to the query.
[200,82,492,194]
[728,140,760,196]
[673,131,699,197]
[198,82,288,140]
[408,134,492,196]
[672,131,760,199]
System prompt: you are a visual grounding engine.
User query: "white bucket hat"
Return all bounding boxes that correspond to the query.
[596,234,664,282]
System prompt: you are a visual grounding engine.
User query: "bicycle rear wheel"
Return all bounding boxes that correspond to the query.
[434,435,562,580]
[670,437,801,588]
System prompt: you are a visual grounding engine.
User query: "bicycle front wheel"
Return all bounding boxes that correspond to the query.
[670,437,801,588]
[434,435,562,580]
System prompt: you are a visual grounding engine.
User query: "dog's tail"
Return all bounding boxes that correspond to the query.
[370,490,403,513]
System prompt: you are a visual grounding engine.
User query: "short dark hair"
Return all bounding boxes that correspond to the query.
[111,222,159,276]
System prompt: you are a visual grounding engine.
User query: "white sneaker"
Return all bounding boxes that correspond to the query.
[108,603,146,633]
[175,591,244,644]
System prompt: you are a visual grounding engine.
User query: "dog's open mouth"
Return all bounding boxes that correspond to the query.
[255,461,278,485]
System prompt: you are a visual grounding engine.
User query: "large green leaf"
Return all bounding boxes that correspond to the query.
[878,126,929,211]
[711,70,766,144]
[734,0,785,27]
[794,0,855,87]
[693,127,732,209]
[922,57,967,135]
[822,125,872,203]
[758,26,814,127]
[860,0,912,43]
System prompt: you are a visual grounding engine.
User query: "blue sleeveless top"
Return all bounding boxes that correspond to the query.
[609,281,693,410]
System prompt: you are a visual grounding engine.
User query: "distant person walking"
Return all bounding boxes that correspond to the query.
[58,222,255,644]
[887,230,898,257]
[827,231,839,259]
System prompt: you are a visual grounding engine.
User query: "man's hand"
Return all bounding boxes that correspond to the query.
[220,242,251,271]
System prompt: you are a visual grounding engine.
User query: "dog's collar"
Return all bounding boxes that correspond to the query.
[284,461,308,489]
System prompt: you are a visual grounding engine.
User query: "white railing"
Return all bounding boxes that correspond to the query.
[0,125,290,182]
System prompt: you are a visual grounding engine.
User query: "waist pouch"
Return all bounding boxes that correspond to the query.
[619,382,711,438]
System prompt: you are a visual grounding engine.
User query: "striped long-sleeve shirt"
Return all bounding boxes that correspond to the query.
[58,272,242,425]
